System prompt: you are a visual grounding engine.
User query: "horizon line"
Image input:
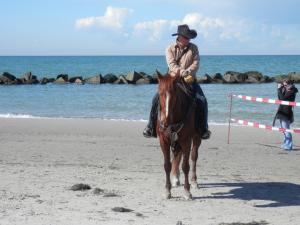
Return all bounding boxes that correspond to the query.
[1,54,300,57]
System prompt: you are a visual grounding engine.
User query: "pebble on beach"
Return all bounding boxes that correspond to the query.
[112,207,134,213]
[70,183,91,191]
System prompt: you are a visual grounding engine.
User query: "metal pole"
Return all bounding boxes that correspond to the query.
[227,93,233,144]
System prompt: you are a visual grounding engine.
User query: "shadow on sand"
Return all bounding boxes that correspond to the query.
[195,182,300,208]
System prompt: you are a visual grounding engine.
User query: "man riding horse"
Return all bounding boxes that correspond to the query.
[143,24,211,140]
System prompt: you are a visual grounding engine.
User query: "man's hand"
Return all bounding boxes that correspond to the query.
[184,74,194,84]
[181,70,189,77]
[277,83,282,89]
[170,69,181,77]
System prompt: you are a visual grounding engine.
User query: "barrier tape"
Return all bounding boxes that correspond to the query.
[231,118,300,134]
[232,94,300,107]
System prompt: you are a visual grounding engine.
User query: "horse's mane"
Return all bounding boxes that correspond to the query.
[158,74,176,94]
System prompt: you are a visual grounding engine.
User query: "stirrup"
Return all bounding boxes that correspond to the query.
[143,127,153,138]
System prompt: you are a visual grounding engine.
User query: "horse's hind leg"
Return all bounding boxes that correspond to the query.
[191,135,201,189]
[182,148,192,200]
[171,152,182,187]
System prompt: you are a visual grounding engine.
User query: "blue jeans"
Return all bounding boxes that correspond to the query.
[193,82,208,130]
[279,119,293,150]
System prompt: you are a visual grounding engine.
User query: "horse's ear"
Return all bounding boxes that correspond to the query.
[156,70,163,80]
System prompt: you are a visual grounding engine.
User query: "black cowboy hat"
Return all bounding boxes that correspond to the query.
[172,24,197,39]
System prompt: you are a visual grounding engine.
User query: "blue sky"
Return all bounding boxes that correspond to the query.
[0,0,300,55]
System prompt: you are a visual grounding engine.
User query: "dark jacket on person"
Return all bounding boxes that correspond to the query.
[275,84,298,123]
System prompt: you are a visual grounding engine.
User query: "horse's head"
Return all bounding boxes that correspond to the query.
[156,70,181,128]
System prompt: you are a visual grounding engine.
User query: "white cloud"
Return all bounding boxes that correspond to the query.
[75,6,133,30]
[133,19,175,41]
[133,13,251,42]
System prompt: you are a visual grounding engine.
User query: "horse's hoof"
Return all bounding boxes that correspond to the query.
[184,191,192,200]
[191,181,199,189]
[164,190,171,199]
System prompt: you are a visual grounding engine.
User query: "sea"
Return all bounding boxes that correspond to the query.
[0,55,299,128]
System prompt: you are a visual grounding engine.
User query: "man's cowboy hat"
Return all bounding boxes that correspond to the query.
[172,24,197,39]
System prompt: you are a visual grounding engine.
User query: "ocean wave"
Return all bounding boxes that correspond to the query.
[0,114,149,122]
[0,113,42,119]
[103,118,148,122]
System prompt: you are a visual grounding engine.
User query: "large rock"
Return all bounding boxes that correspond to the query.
[69,76,83,83]
[103,73,118,83]
[54,74,69,84]
[125,71,143,83]
[245,76,260,83]
[56,74,68,81]
[74,78,84,85]
[2,72,16,81]
[21,71,33,81]
[40,77,55,85]
[21,72,39,84]
[114,75,128,84]
[24,79,39,84]
[40,77,50,85]
[223,72,238,83]
[48,78,55,83]
[84,75,104,84]
[54,77,68,84]
[261,75,274,83]
[244,71,263,83]
[235,73,248,83]
[212,73,225,83]
[139,72,157,84]
[288,72,300,83]
[197,74,212,83]
[0,72,17,84]
[223,71,247,83]
[135,77,151,84]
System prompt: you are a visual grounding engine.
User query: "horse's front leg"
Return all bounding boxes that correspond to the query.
[191,136,201,189]
[160,139,172,199]
[182,144,192,200]
[171,151,182,187]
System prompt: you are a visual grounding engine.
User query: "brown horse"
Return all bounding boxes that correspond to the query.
[156,71,202,200]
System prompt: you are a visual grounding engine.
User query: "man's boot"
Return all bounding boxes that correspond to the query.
[143,126,154,138]
[201,129,211,139]
[143,93,159,138]
[195,97,211,140]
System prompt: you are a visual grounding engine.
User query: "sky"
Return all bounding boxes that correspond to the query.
[0,0,300,55]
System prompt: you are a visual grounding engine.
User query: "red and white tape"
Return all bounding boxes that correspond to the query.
[232,94,300,107]
[231,118,300,134]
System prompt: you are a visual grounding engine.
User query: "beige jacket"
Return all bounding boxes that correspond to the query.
[165,41,199,77]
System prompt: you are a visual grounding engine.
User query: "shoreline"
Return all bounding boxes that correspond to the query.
[0,116,228,125]
[0,116,299,129]
[0,118,299,225]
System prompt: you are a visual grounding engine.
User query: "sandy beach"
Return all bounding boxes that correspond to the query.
[0,118,299,225]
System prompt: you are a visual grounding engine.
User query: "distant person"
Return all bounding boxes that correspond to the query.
[143,24,211,139]
[274,79,298,150]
